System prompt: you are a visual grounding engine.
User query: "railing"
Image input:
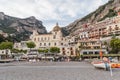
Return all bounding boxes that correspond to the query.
[82,54,120,57]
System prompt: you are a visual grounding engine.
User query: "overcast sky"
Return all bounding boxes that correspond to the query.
[0,0,109,31]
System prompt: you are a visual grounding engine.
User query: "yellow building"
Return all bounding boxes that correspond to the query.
[30,23,76,56]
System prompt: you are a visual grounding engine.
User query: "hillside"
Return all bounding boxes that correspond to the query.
[62,0,120,36]
[0,12,47,41]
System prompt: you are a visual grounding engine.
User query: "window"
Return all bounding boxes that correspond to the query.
[34,38,36,41]
[63,51,65,55]
[44,43,46,46]
[2,51,4,53]
[83,52,87,55]
[41,37,43,41]
[95,52,99,54]
[48,43,51,46]
[48,37,50,40]
[45,37,46,40]
[40,43,42,46]
[55,32,57,34]
[54,43,56,46]
[115,25,119,30]
[62,48,65,50]
[109,26,112,31]
[38,38,39,41]
[53,35,56,39]
[89,52,93,54]
[70,47,73,50]
[71,51,73,55]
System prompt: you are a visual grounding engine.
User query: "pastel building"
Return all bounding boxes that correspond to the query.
[75,14,120,49]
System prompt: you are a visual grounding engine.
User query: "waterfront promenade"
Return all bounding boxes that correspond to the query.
[0,61,119,80]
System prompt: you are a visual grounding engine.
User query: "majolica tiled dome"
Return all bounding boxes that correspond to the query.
[53,23,61,31]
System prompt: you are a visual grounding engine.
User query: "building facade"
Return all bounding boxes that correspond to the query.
[14,12,120,56]
[75,13,120,49]
[0,49,12,59]
[29,23,76,56]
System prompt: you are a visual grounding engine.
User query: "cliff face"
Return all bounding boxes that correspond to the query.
[63,0,120,36]
[0,12,47,41]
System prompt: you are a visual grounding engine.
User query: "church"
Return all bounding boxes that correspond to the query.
[30,23,76,56]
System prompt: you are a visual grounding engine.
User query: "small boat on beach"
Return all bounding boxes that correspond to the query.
[92,61,120,70]
[92,61,107,69]
[91,60,111,70]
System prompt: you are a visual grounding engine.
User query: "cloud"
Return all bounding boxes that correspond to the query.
[0,0,108,31]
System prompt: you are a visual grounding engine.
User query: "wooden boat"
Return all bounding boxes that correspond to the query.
[92,61,120,70]
[92,61,108,69]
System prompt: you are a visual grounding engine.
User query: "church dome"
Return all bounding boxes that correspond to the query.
[53,23,61,31]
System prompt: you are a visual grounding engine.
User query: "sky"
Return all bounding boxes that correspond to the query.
[0,0,109,31]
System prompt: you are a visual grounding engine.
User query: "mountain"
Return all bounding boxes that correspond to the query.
[62,0,120,36]
[0,12,47,41]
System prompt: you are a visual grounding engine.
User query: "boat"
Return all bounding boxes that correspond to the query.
[111,63,120,68]
[92,61,106,69]
[91,61,110,69]
[92,61,120,70]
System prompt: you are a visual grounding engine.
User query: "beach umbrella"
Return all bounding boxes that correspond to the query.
[99,51,103,59]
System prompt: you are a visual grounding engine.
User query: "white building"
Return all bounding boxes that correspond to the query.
[14,41,29,50]
[0,49,12,59]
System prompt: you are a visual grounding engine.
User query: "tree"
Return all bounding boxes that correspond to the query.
[38,49,44,53]
[0,42,13,59]
[21,49,27,54]
[11,48,20,53]
[0,42,13,50]
[38,49,48,53]
[50,47,60,53]
[26,42,36,50]
[11,49,27,54]
[44,49,49,53]
[110,38,120,54]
